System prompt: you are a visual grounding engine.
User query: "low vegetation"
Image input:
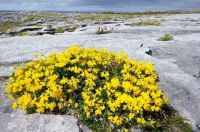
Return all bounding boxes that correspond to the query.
[25,15,36,22]
[74,10,200,21]
[5,46,192,131]
[127,20,161,26]
[0,21,21,33]
[74,13,116,21]
[158,109,192,132]
[74,13,142,21]
[55,27,65,33]
[65,27,77,32]
[102,10,200,15]
[63,20,75,24]
[159,34,174,41]
[25,12,63,22]
[18,32,29,36]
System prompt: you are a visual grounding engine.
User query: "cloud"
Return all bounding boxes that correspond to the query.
[0,0,199,11]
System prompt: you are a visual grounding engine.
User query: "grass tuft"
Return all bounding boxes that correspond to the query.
[148,106,193,132]
[74,14,114,21]
[127,20,161,26]
[0,21,21,33]
[18,32,29,36]
[65,27,77,32]
[159,34,174,41]
[55,27,65,33]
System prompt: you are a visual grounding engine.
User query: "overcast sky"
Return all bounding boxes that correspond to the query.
[0,0,200,12]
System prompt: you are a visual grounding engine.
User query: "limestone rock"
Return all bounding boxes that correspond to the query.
[8,26,42,35]
[2,112,80,132]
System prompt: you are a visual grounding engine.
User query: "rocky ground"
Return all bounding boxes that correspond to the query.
[0,12,200,131]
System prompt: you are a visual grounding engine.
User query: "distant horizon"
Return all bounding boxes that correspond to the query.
[0,0,200,13]
[0,8,200,13]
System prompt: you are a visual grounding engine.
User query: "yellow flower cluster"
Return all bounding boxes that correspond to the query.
[6,45,168,130]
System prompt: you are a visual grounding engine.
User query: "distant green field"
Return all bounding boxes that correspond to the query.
[74,10,200,21]
[100,10,200,15]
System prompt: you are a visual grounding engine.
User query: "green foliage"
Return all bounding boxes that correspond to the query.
[83,105,193,132]
[159,34,174,41]
[0,21,21,32]
[55,27,65,33]
[146,106,192,132]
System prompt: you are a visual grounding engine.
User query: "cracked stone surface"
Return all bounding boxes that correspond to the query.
[0,13,200,131]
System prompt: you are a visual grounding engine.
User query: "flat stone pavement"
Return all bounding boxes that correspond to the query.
[0,14,200,131]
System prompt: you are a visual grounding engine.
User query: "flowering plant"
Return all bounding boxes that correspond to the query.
[6,45,168,131]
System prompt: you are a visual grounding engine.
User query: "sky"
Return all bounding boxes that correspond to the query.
[0,0,200,12]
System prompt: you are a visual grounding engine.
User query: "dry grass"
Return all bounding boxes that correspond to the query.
[127,20,161,26]
[74,10,200,21]
[0,21,21,32]
[74,13,139,21]
[25,12,63,22]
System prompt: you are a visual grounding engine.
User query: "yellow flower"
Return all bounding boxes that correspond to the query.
[87,60,96,67]
[123,129,129,132]
[12,102,18,110]
[137,117,146,124]
[101,71,109,78]
[95,109,102,115]
[60,77,68,84]
[47,102,56,111]
[36,107,45,113]
[86,112,90,117]
[75,103,78,108]
[111,78,120,88]
[122,81,132,92]
[108,116,113,121]
[6,45,168,130]
[68,99,73,104]
[128,113,135,120]
[112,116,123,125]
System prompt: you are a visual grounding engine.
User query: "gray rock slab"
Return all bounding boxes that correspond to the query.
[25,21,44,26]
[1,13,200,131]
[1,112,80,132]
[8,26,43,35]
